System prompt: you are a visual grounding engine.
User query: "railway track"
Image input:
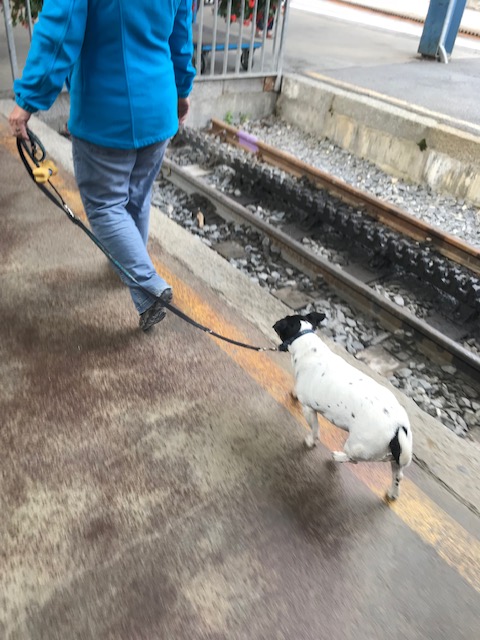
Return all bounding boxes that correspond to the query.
[210,119,480,277]
[160,124,480,383]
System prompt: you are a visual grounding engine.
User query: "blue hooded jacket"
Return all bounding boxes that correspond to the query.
[14,0,196,149]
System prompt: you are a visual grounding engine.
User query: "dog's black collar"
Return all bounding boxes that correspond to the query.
[279,329,316,352]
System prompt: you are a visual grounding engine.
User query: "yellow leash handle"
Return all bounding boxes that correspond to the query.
[32,159,58,184]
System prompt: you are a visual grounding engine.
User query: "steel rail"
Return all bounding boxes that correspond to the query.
[210,118,480,277]
[161,157,480,381]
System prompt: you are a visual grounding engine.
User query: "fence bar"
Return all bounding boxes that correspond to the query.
[221,0,233,75]
[24,0,33,38]
[209,0,220,75]
[233,1,246,74]
[271,2,283,67]
[247,2,259,72]
[258,0,272,70]
[195,0,206,74]
[3,0,19,81]
[274,0,290,90]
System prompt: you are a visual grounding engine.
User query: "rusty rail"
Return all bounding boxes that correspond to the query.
[210,118,480,277]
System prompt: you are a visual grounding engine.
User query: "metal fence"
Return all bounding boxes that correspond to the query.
[2,0,290,87]
[193,0,290,84]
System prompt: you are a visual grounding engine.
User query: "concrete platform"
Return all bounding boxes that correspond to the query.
[1,113,480,639]
[280,1,480,204]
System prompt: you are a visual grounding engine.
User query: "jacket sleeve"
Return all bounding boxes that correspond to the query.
[169,0,196,99]
[13,0,87,113]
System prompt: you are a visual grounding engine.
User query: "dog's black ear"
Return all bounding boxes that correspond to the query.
[273,318,286,333]
[273,318,288,335]
[305,312,326,328]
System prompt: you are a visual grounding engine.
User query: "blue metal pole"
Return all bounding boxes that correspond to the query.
[418,0,467,61]
[438,0,456,62]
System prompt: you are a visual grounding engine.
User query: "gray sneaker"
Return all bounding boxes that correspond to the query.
[139,288,173,332]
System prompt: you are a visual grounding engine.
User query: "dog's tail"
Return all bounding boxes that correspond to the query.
[389,425,412,468]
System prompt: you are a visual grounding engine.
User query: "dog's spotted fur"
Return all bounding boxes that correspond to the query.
[274,312,413,500]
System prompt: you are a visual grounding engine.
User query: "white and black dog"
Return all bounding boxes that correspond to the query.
[273,312,413,500]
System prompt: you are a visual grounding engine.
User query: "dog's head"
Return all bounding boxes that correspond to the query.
[273,312,326,345]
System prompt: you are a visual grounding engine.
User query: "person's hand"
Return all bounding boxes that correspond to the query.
[178,97,190,125]
[9,105,31,140]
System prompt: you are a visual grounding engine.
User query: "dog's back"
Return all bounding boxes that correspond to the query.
[293,334,411,460]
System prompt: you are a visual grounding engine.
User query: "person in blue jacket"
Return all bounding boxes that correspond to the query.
[9,0,196,332]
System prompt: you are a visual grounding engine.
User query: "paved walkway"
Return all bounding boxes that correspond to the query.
[1,6,480,635]
[1,111,480,639]
[288,0,480,128]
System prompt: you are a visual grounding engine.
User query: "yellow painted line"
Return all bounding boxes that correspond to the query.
[4,130,479,594]
[304,71,480,136]
[157,261,480,595]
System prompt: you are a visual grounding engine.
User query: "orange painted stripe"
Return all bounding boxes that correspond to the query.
[157,261,480,595]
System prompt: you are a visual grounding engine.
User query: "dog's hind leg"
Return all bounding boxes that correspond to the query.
[303,405,319,448]
[332,438,362,463]
[386,461,404,501]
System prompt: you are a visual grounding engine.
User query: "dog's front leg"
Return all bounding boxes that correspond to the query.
[302,405,319,448]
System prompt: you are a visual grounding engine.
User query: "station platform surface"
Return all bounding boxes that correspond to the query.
[1,111,480,638]
[288,0,480,129]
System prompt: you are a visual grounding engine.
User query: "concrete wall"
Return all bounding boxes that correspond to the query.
[14,70,480,207]
[189,77,278,129]
[33,77,278,134]
[276,74,480,206]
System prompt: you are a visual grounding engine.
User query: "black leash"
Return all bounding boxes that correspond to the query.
[17,129,278,353]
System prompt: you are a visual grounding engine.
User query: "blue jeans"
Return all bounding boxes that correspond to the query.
[72,136,170,314]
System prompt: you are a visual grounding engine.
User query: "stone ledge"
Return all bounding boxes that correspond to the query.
[277,74,480,205]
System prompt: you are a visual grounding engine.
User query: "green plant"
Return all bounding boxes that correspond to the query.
[224,110,234,125]
[239,113,249,125]
[1,0,43,26]
[417,138,427,152]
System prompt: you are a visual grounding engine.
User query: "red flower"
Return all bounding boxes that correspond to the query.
[249,0,255,7]
[231,14,237,22]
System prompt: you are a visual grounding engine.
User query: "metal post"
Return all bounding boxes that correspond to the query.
[209,0,220,75]
[438,0,456,63]
[25,0,34,39]
[234,0,246,74]
[274,0,290,90]
[3,0,19,81]
[258,0,272,71]
[195,0,206,75]
[247,1,260,73]
[222,0,233,75]
[271,3,282,65]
